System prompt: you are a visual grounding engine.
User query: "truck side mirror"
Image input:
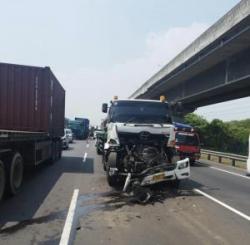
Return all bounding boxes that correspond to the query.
[170,101,183,115]
[102,103,108,113]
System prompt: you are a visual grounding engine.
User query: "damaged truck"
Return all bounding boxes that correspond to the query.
[101,96,190,198]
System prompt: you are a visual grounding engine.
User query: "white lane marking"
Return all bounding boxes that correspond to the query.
[194,188,250,222]
[86,143,89,148]
[210,166,250,180]
[83,152,87,162]
[196,161,249,180]
[59,189,79,245]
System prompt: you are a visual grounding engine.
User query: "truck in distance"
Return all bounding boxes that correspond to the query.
[173,122,201,165]
[68,118,89,140]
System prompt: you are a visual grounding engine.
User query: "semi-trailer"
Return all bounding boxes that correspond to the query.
[0,62,65,201]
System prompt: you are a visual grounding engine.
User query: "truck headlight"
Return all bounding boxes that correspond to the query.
[178,159,189,169]
[109,139,117,144]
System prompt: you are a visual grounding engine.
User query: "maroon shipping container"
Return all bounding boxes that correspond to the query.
[0,63,65,137]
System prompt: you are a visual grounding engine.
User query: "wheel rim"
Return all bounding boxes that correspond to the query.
[0,161,5,200]
[12,156,23,190]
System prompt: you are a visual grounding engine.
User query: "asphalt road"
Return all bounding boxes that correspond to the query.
[0,140,250,245]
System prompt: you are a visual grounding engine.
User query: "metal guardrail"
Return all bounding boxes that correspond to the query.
[201,149,248,167]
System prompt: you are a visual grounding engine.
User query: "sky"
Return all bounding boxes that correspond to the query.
[0,0,248,125]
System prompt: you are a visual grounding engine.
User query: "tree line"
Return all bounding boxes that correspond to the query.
[184,114,250,155]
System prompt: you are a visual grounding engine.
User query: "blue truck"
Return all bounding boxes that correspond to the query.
[68,118,89,140]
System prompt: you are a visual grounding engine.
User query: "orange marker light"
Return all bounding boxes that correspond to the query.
[160,95,166,102]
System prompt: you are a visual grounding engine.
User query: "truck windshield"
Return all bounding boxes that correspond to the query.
[175,132,199,146]
[109,101,171,124]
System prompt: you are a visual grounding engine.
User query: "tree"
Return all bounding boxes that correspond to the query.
[184,113,209,144]
[184,113,250,155]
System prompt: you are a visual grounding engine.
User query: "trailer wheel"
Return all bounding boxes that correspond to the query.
[0,160,6,201]
[8,153,24,195]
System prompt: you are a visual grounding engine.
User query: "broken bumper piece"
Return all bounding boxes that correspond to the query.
[141,158,190,186]
[122,158,190,191]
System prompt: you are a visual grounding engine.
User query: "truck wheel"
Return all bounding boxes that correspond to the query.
[106,152,119,187]
[7,153,24,196]
[0,160,6,201]
[106,168,119,187]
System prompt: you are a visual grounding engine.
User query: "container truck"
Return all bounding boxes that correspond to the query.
[0,62,65,201]
[68,118,89,139]
[75,118,89,139]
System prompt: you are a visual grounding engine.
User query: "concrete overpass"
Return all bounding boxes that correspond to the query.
[130,0,250,112]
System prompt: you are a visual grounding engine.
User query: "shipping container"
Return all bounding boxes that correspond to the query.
[0,62,65,201]
[0,63,65,137]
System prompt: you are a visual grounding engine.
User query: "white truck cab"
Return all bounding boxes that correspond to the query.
[101,97,190,197]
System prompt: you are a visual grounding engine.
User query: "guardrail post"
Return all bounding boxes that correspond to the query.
[232,159,235,167]
[218,156,222,163]
[247,135,250,176]
[207,154,211,160]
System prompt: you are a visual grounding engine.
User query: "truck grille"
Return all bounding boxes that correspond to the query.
[118,132,167,145]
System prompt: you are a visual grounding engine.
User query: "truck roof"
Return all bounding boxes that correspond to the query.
[173,122,193,129]
[113,99,167,103]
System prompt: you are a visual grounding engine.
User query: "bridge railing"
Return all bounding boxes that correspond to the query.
[201,149,247,167]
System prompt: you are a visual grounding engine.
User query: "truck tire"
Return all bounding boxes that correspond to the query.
[106,152,119,187]
[7,152,24,196]
[106,168,119,187]
[0,160,6,201]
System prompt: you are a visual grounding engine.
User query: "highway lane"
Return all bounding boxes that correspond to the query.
[0,140,92,245]
[192,160,250,217]
[0,140,250,245]
[74,141,250,245]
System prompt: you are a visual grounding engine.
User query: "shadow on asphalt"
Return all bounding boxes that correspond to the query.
[64,146,74,151]
[0,155,94,227]
[191,161,210,168]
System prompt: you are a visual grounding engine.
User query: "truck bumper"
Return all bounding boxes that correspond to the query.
[119,158,190,192]
[140,158,190,186]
